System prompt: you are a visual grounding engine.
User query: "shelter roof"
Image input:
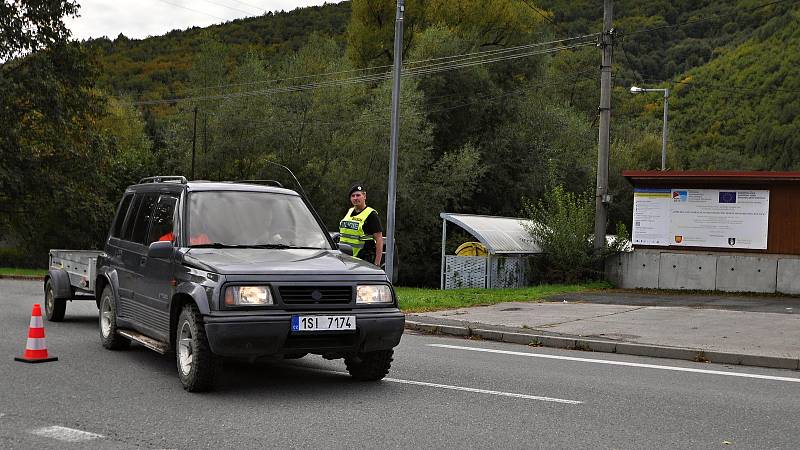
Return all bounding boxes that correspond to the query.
[440,213,542,255]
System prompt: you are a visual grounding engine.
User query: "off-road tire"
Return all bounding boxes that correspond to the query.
[176,304,216,392]
[99,286,130,350]
[44,279,67,322]
[344,349,394,381]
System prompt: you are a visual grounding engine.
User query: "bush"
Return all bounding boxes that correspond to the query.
[524,186,629,283]
[0,247,45,269]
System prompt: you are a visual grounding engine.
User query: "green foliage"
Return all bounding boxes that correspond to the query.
[0,0,79,60]
[524,186,597,282]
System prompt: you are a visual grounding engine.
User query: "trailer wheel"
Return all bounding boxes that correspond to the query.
[99,286,130,350]
[44,279,67,322]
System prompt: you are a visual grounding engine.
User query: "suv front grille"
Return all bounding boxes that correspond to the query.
[279,286,353,305]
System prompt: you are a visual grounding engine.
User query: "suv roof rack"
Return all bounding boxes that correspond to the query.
[138,176,188,184]
[233,179,284,188]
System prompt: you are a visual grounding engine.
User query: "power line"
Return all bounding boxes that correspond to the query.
[198,0,255,16]
[517,0,569,36]
[218,0,266,13]
[177,33,599,95]
[177,69,597,128]
[131,40,595,105]
[152,0,227,21]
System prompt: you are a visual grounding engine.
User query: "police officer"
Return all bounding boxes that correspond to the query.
[339,183,383,266]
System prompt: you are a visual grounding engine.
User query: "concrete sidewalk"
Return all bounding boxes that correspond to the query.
[406,291,800,371]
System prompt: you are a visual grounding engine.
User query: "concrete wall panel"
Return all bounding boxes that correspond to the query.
[658,253,717,291]
[777,258,800,295]
[606,250,659,289]
[716,255,777,293]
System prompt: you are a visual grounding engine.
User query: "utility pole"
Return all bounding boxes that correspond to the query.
[661,88,669,170]
[191,106,197,180]
[385,0,404,283]
[593,0,613,254]
[203,113,208,179]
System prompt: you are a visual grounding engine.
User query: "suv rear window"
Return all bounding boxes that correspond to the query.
[111,194,134,238]
[129,193,158,245]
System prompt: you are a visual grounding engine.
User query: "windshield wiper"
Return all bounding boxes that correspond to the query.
[189,243,326,250]
[188,243,242,248]
[249,244,327,250]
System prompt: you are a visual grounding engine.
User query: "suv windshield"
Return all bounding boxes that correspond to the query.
[187,191,331,249]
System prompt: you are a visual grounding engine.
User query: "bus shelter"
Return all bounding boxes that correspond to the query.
[440,213,543,289]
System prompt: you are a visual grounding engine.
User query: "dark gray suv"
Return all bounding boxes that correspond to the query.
[95,176,404,391]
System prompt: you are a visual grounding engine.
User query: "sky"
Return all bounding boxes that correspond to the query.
[64,0,343,41]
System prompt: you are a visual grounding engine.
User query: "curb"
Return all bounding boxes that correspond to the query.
[405,320,800,371]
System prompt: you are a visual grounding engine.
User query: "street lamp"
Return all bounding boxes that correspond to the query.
[630,85,670,170]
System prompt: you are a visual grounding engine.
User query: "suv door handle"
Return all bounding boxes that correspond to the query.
[140,256,147,266]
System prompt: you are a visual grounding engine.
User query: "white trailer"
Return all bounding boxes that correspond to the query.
[44,249,103,321]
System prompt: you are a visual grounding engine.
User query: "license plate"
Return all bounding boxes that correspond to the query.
[291,315,355,331]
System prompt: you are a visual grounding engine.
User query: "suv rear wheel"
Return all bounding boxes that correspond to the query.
[176,304,216,392]
[99,286,130,350]
[344,349,393,381]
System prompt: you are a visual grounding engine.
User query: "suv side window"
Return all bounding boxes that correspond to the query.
[121,194,144,242]
[146,195,178,245]
[111,193,134,238]
[130,193,158,245]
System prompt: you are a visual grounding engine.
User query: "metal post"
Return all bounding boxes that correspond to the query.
[661,89,669,171]
[191,106,197,180]
[593,0,613,254]
[385,0,404,283]
[440,219,447,290]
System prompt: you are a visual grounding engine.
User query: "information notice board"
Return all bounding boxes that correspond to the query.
[632,188,769,250]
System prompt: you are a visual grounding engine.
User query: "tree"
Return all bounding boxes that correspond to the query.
[0,0,79,60]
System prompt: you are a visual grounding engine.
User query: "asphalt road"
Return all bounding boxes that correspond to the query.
[2,279,800,449]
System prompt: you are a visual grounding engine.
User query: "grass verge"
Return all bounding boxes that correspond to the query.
[396,281,611,313]
[0,267,47,277]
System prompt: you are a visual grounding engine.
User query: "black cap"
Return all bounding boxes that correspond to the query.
[348,183,365,196]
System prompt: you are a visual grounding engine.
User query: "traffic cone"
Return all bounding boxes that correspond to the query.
[15,304,58,363]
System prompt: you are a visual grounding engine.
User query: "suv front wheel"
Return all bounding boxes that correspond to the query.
[344,349,393,381]
[176,304,216,392]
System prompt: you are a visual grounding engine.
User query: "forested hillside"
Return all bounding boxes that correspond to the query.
[3,0,798,286]
[85,2,351,102]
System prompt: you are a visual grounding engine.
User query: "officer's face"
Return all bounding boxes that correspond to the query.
[350,191,366,208]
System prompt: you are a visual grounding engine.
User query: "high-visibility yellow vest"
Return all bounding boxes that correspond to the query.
[339,207,375,258]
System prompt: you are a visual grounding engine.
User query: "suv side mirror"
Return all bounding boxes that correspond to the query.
[338,242,354,256]
[148,240,174,259]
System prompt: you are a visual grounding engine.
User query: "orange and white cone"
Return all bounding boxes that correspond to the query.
[15,304,58,363]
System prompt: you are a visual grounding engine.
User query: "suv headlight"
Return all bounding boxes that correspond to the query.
[224,286,273,306]
[356,285,393,304]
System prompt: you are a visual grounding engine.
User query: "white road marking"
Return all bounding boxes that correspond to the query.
[315,368,581,404]
[30,425,103,442]
[429,343,800,384]
[384,377,582,404]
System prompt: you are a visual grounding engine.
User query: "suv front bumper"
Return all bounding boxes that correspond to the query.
[203,309,405,358]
